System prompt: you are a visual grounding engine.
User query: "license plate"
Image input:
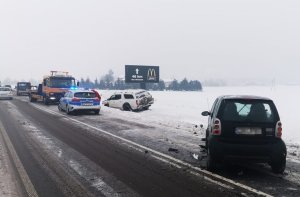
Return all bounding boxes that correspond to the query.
[235,127,262,135]
[82,103,92,106]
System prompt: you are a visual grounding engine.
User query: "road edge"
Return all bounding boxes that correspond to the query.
[0,119,39,197]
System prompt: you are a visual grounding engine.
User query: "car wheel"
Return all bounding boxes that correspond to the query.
[58,104,63,111]
[94,109,100,115]
[123,103,132,111]
[143,106,149,110]
[271,155,286,174]
[205,130,209,149]
[66,106,72,115]
[206,148,216,172]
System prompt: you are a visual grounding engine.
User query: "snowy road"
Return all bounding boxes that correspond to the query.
[0,96,300,196]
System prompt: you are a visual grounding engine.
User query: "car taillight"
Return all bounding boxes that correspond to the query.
[72,97,80,102]
[275,121,282,138]
[94,97,100,102]
[212,118,221,135]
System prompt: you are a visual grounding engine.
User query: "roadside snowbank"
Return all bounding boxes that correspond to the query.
[98,85,300,146]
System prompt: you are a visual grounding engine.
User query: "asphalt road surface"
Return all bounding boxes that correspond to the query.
[0,97,299,197]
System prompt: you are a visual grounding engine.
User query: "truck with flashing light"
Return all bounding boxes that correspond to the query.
[29,71,79,105]
[16,82,31,96]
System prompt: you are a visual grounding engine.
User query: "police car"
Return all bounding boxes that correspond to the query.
[58,90,101,115]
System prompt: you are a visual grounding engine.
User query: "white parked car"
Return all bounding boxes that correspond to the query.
[0,87,13,100]
[103,90,154,111]
[58,90,101,115]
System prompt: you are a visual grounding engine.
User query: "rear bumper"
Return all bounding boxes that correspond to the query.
[208,137,286,163]
[69,105,101,111]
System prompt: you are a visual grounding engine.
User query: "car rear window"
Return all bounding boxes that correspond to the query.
[74,92,96,98]
[136,91,151,98]
[124,94,134,99]
[218,99,278,123]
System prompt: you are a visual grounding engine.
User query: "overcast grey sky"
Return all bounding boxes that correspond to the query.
[1,0,299,84]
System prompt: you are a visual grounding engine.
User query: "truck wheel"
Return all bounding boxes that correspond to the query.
[29,96,36,102]
[43,97,49,105]
[123,103,132,111]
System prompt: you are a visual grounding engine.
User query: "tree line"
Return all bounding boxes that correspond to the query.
[79,70,203,91]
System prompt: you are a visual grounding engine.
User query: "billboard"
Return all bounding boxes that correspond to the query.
[125,65,159,83]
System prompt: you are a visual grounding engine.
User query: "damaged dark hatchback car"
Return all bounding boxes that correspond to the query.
[202,95,286,173]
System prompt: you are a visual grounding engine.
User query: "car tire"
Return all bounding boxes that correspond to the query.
[205,130,209,149]
[143,106,149,110]
[66,106,72,115]
[271,155,286,174]
[58,104,63,111]
[206,148,216,172]
[123,103,132,111]
[94,109,100,115]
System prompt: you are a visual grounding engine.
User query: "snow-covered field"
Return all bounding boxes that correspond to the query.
[98,85,300,147]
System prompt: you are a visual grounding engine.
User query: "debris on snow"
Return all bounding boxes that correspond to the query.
[168,148,179,153]
[192,153,199,160]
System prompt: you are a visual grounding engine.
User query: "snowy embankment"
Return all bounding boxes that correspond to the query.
[98,85,300,161]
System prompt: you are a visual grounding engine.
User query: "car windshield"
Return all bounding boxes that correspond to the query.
[0,87,10,91]
[18,83,30,90]
[218,99,277,123]
[74,92,96,98]
[49,78,76,88]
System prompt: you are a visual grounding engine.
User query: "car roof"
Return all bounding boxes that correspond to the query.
[218,95,272,101]
[68,89,95,93]
[114,89,148,94]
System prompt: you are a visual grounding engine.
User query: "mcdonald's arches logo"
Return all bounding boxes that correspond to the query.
[147,69,157,81]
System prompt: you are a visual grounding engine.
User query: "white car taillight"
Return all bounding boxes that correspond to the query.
[275,121,282,138]
[212,118,221,135]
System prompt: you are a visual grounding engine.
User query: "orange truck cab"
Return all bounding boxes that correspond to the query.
[30,71,79,105]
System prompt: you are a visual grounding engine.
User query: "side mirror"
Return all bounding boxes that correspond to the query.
[201,111,211,116]
[77,82,80,86]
